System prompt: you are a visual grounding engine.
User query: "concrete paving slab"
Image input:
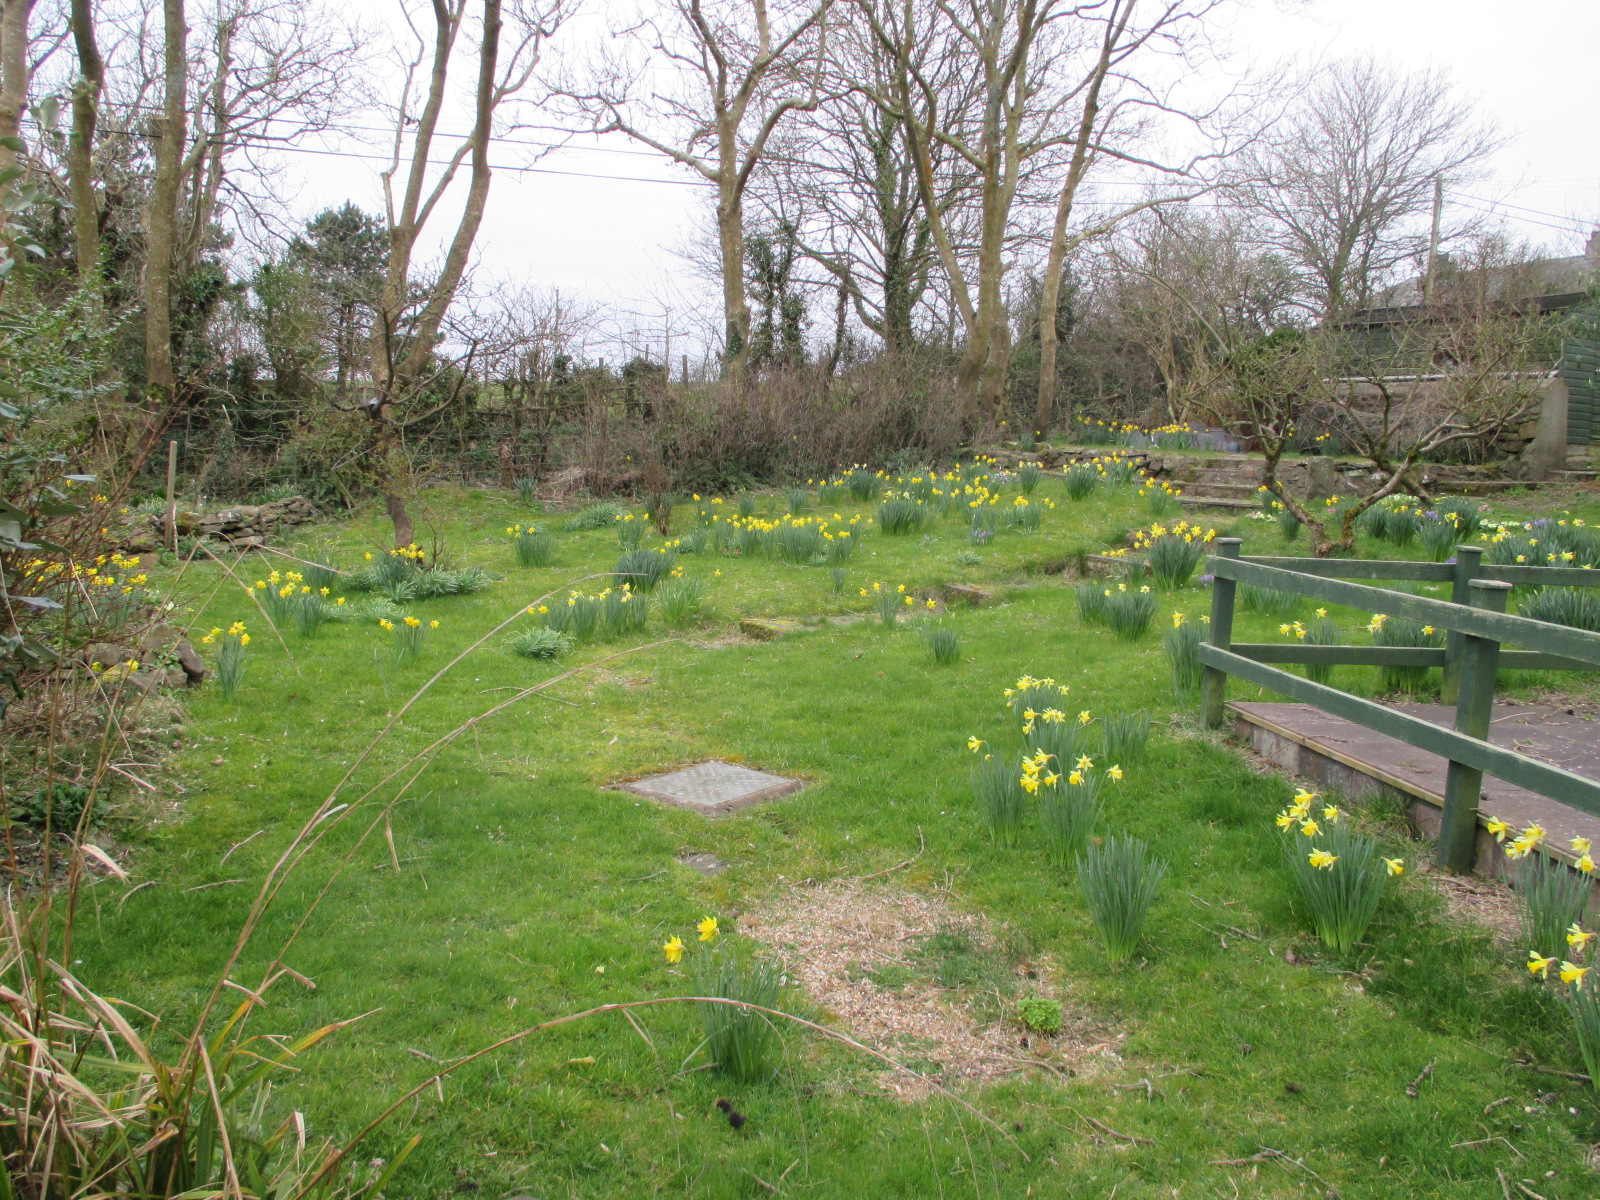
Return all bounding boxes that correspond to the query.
[618,760,806,816]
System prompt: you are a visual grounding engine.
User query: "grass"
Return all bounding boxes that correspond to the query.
[61,472,1600,1199]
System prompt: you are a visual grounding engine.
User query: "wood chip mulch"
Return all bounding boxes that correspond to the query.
[742,881,1118,1096]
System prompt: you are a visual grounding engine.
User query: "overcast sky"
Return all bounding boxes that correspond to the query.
[273,0,1600,360]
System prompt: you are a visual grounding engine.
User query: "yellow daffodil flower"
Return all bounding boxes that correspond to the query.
[1308,849,1338,870]
[1300,819,1320,837]
[663,936,685,963]
[1074,755,1093,770]
[1562,961,1589,985]
[1108,764,1123,781]
[697,916,719,943]
[1569,924,1594,951]
[1322,805,1341,823]
[1486,816,1510,842]
[1276,811,1296,830]
[1384,858,1405,876]
[967,736,984,752]
[1574,837,1593,857]
[1528,951,1556,977]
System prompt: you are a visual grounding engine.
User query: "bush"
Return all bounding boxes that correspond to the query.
[1016,995,1064,1035]
[1079,834,1166,962]
[508,626,574,660]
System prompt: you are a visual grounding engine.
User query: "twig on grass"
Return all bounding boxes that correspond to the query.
[1496,1168,1514,1200]
[1406,1061,1434,1097]
[1075,1111,1154,1144]
[1451,1137,1523,1159]
[1210,1147,1330,1188]
[220,829,263,865]
[1110,1078,1155,1099]
[1483,1096,1514,1114]
[852,826,926,882]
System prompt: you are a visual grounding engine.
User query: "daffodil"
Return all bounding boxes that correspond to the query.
[967,736,984,752]
[1562,961,1590,985]
[1074,755,1093,770]
[1300,819,1321,837]
[1528,951,1556,977]
[1322,805,1341,823]
[1568,924,1594,951]
[1067,770,1083,786]
[1486,816,1510,842]
[1574,837,1593,857]
[663,936,685,963]
[697,916,719,943]
[1107,764,1123,781]
[1384,858,1405,876]
[1276,811,1297,830]
[1308,848,1337,869]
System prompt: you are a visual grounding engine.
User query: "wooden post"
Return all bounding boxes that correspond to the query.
[1440,545,1483,704]
[1201,538,1243,728]
[1436,578,1511,873]
[164,439,178,552]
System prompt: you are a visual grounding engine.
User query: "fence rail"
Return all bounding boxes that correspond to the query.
[1197,538,1600,870]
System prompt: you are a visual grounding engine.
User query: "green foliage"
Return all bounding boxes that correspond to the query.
[1017,463,1043,495]
[1146,533,1206,589]
[617,515,646,550]
[1518,587,1600,633]
[841,469,883,502]
[4,782,104,830]
[1371,615,1445,693]
[655,577,707,627]
[602,588,649,637]
[1562,977,1600,1093]
[512,527,555,568]
[693,946,785,1082]
[1163,616,1204,700]
[1078,833,1166,962]
[1005,498,1044,532]
[877,495,931,535]
[1282,818,1390,953]
[1303,611,1342,685]
[1038,771,1101,868]
[785,487,808,515]
[1016,995,1063,1035]
[1064,464,1099,500]
[1240,582,1301,617]
[1516,853,1592,962]
[773,522,824,563]
[1103,587,1158,641]
[508,626,574,660]
[829,566,847,593]
[921,620,960,665]
[515,476,539,504]
[971,753,1027,848]
[563,502,626,531]
[1101,710,1151,763]
[292,594,334,639]
[614,548,677,592]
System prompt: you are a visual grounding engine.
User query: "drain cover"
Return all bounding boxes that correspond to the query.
[678,852,729,876]
[619,760,805,815]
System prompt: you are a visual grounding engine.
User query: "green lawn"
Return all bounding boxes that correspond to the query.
[81,474,1600,1198]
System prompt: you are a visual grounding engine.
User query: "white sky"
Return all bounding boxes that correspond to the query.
[271,0,1600,360]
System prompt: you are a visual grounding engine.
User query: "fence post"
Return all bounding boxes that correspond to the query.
[1200,538,1242,729]
[1440,545,1483,705]
[1436,578,1511,873]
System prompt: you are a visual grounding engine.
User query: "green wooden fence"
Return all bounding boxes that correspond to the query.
[1197,539,1600,871]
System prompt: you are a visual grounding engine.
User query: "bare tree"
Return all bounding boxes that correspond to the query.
[0,0,39,173]
[365,0,568,547]
[142,0,186,408]
[1231,56,1500,321]
[66,0,103,283]
[557,0,832,389]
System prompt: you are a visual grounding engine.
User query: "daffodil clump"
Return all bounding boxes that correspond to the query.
[614,546,678,592]
[1140,478,1183,517]
[1075,580,1158,641]
[535,583,647,642]
[1006,674,1072,735]
[615,511,647,550]
[1484,515,1598,569]
[1079,833,1166,963]
[662,916,786,1083]
[1487,817,1596,960]
[1162,610,1205,701]
[1004,492,1055,533]
[1367,612,1445,694]
[1274,788,1400,952]
[1131,520,1215,589]
[506,523,555,567]
[201,621,250,699]
[380,615,439,661]
[859,581,916,626]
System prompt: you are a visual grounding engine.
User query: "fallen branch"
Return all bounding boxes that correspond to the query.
[1406,1061,1434,1098]
[1077,1111,1154,1144]
[853,826,926,882]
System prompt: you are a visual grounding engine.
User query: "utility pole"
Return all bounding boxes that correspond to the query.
[1422,175,1444,306]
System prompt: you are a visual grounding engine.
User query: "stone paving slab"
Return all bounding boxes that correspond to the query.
[618,760,806,816]
[1231,700,1600,874]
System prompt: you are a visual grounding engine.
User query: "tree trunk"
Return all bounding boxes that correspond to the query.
[144,0,188,403]
[0,0,35,173]
[716,183,749,388]
[67,0,103,284]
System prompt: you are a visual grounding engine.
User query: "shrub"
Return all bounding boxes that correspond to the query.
[615,548,678,592]
[1101,710,1151,763]
[1064,464,1098,500]
[1277,797,1395,952]
[1518,587,1600,633]
[1016,995,1063,1035]
[563,501,625,531]
[878,495,931,535]
[508,625,574,659]
[971,752,1027,847]
[922,620,961,665]
[1163,612,1204,700]
[1078,834,1166,962]
[656,577,707,627]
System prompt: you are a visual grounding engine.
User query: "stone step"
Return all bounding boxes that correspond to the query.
[1178,495,1259,510]
[1554,469,1599,482]
[1193,466,1264,483]
[1186,481,1261,500]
